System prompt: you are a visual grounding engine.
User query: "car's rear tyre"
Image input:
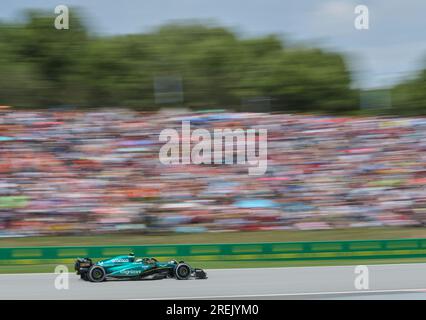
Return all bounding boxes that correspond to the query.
[88,265,106,282]
[175,263,191,280]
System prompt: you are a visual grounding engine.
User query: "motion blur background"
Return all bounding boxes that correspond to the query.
[0,1,426,239]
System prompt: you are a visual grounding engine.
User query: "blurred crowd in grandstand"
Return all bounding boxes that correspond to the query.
[1,106,426,237]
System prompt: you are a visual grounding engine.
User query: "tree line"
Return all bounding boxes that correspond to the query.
[0,10,424,115]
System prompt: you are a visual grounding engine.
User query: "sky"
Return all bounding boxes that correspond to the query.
[0,0,425,89]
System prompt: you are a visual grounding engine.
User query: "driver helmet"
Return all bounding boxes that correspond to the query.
[128,252,135,262]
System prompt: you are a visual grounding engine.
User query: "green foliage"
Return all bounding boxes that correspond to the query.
[0,10,360,113]
[391,69,426,115]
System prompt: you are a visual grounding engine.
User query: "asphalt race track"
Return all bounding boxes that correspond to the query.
[2,264,426,299]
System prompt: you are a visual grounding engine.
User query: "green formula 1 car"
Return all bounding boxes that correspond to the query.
[74,253,207,282]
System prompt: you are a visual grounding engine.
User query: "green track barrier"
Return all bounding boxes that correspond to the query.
[1,238,426,265]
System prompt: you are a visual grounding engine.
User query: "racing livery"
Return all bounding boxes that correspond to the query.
[74,253,207,282]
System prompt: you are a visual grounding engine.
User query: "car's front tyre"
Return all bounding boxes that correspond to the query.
[174,263,191,280]
[87,265,106,282]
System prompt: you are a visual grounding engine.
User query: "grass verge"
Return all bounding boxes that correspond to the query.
[2,227,426,247]
[2,258,426,274]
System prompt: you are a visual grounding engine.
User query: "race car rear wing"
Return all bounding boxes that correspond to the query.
[74,257,93,274]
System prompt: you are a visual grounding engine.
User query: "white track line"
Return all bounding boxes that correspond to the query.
[132,288,426,300]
